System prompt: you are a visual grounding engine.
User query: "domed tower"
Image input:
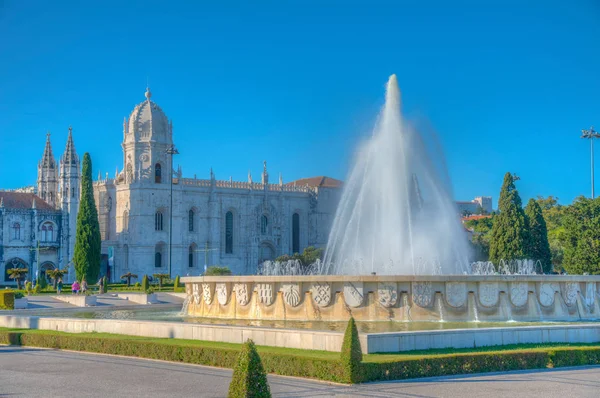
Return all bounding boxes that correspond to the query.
[37,133,59,208]
[121,87,173,185]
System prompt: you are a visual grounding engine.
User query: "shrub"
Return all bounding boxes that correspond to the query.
[102,276,108,293]
[0,290,15,310]
[340,317,363,383]
[174,275,180,289]
[13,291,25,299]
[205,266,232,276]
[134,282,141,290]
[141,275,149,292]
[38,275,48,289]
[228,339,271,398]
[25,282,32,296]
[34,283,41,294]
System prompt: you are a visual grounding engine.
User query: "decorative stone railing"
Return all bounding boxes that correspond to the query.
[181,275,600,322]
[176,178,314,193]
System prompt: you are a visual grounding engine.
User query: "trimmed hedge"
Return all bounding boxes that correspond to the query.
[340,317,362,383]
[228,339,271,398]
[1,329,600,384]
[0,291,15,310]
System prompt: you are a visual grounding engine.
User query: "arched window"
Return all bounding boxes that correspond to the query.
[189,209,194,232]
[71,186,75,198]
[225,211,233,254]
[12,223,20,240]
[41,222,54,242]
[155,252,162,268]
[188,245,194,268]
[155,163,162,183]
[261,215,268,235]
[123,210,129,232]
[155,211,163,231]
[292,213,300,254]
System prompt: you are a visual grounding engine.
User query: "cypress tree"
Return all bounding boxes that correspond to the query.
[141,275,149,292]
[524,198,552,273]
[228,339,271,398]
[73,153,101,282]
[340,317,363,383]
[489,173,530,264]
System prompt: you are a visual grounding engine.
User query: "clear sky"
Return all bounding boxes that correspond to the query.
[0,0,598,207]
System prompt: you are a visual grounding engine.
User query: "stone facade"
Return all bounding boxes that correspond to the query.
[93,88,342,278]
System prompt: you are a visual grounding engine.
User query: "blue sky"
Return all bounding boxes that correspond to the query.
[0,0,598,207]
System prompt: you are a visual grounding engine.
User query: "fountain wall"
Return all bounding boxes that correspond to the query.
[181,275,600,322]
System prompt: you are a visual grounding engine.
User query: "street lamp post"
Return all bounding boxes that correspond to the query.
[581,126,600,199]
[165,144,179,278]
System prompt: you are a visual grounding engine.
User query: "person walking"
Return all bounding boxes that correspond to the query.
[81,279,88,294]
[57,278,63,295]
[72,280,80,295]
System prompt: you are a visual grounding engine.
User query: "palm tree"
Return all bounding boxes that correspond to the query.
[8,268,28,289]
[120,272,138,287]
[46,268,69,289]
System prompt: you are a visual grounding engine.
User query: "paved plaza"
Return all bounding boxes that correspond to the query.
[0,346,598,397]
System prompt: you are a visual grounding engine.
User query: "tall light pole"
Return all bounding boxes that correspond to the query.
[165,144,179,278]
[581,126,599,199]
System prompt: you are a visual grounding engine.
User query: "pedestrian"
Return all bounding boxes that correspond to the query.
[57,278,63,295]
[98,276,104,294]
[81,278,88,294]
[72,280,80,295]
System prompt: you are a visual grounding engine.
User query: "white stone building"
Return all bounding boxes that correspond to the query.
[0,130,80,285]
[93,88,342,279]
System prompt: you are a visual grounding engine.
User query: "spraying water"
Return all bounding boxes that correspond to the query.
[321,74,471,275]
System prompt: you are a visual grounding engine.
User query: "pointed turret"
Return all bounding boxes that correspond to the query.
[261,161,269,185]
[37,132,59,208]
[248,170,253,184]
[61,126,79,166]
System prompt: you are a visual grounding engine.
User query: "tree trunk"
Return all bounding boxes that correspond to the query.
[126,277,131,287]
[16,278,22,290]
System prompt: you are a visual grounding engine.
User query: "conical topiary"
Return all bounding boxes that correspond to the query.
[228,339,271,398]
[340,317,363,383]
[141,275,149,292]
[174,275,180,289]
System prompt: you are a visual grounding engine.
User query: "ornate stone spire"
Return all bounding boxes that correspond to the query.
[40,132,56,169]
[261,161,268,185]
[210,167,215,180]
[145,86,152,101]
[248,170,252,184]
[61,126,79,166]
[0,196,4,208]
[32,197,36,209]
[279,173,283,186]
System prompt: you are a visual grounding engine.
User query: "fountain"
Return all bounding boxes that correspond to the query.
[182,75,600,327]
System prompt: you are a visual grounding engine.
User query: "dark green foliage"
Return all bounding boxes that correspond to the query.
[38,274,48,289]
[46,268,68,288]
[7,268,28,289]
[274,246,324,273]
[205,266,232,276]
[141,275,149,292]
[152,273,170,291]
[489,173,530,264]
[536,196,567,271]
[228,339,271,398]
[102,276,108,293]
[0,291,15,310]
[2,329,600,383]
[340,317,363,383]
[74,153,101,282]
[524,199,552,273]
[464,216,494,261]
[174,275,180,288]
[562,197,600,275]
[120,272,138,287]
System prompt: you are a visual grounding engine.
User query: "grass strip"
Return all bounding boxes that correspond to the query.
[1,328,599,383]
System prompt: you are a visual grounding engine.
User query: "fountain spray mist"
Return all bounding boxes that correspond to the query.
[321,75,471,275]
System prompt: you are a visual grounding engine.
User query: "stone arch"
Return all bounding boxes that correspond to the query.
[40,262,56,283]
[155,241,166,268]
[259,241,276,263]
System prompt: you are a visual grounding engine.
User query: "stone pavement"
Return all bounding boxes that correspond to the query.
[21,292,183,310]
[0,346,598,397]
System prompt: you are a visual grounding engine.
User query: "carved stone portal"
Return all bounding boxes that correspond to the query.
[412,282,433,308]
[234,283,250,306]
[282,283,301,307]
[257,283,274,306]
[343,282,364,307]
[445,282,467,308]
[377,283,398,308]
[202,283,214,305]
[510,282,529,307]
[478,282,499,307]
[311,283,331,307]
[216,283,229,305]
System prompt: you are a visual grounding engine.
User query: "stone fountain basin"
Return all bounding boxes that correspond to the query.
[181,275,600,323]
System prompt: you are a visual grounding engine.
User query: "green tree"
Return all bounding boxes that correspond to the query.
[464,216,494,261]
[536,196,567,272]
[152,273,170,291]
[489,173,530,264]
[340,317,363,384]
[174,275,180,289]
[120,272,138,287]
[46,268,69,288]
[524,199,552,273]
[204,266,232,276]
[73,153,101,282]
[141,275,149,292]
[7,268,28,290]
[562,196,600,275]
[228,339,271,398]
